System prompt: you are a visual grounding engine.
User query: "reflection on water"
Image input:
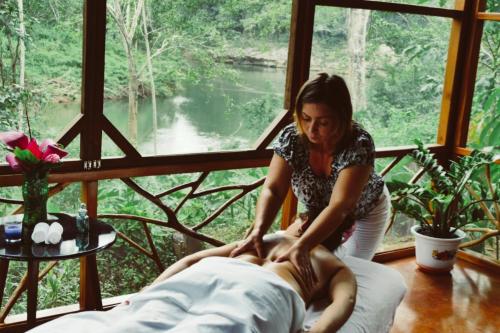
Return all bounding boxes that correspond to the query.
[148,113,223,154]
[42,65,286,156]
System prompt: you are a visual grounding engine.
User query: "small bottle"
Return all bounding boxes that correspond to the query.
[76,203,89,234]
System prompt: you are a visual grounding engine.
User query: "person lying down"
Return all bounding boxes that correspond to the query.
[28,222,356,333]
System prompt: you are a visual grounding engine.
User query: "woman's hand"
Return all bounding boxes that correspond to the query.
[275,243,318,291]
[229,229,264,258]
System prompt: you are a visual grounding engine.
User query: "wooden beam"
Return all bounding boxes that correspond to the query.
[477,12,500,20]
[0,145,449,187]
[284,0,315,110]
[80,0,106,161]
[253,109,293,151]
[100,115,141,158]
[279,0,316,228]
[280,187,298,230]
[315,0,462,18]
[56,114,84,148]
[373,246,415,263]
[453,0,486,147]
[458,249,500,274]
[437,0,466,146]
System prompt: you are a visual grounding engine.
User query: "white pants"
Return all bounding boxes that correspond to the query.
[341,185,391,260]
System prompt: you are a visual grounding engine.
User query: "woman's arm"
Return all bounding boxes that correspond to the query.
[309,265,357,333]
[230,153,292,257]
[276,165,371,287]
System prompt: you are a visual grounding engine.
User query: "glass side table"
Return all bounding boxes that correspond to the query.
[0,213,116,328]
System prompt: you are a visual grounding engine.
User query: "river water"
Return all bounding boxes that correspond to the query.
[43,65,286,156]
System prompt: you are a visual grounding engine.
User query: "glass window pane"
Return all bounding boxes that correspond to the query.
[485,0,499,12]
[104,0,290,157]
[467,21,499,151]
[377,156,418,251]
[311,6,451,148]
[0,1,82,154]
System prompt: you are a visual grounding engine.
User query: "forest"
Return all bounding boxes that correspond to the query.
[0,0,498,314]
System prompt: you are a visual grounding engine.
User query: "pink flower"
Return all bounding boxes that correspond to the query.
[5,153,23,172]
[0,131,29,149]
[42,142,68,160]
[39,139,55,152]
[1,131,68,172]
[43,153,61,164]
[26,138,43,160]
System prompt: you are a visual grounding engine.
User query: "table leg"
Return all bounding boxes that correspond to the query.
[80,254,102,310]
[0,259,9,307]
[27,260,39,328]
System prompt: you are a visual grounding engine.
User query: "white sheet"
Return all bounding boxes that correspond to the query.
[28,257,305,333]
[303,250,407,333]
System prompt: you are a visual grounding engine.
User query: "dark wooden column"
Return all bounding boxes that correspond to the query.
[0,259,9,307]
[79,0,106,311]
[279,0,316,228]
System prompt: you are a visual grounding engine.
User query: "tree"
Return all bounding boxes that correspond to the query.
[107,0,144,146]
[141,3,158,154]
[347,9,370,112]
[17,0,25,129]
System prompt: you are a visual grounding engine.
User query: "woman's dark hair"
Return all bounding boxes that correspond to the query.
[293,73,353,151]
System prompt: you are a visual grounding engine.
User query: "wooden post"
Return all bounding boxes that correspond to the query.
[80,181,102,310]
[0,259,9,309]
[279,0,316,227]
[26,260,39,327]
[79,0,106,312]
[281,187,298,230]
[437,0,483,159]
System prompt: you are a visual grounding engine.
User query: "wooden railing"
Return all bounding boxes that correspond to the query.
[0,0,497,331]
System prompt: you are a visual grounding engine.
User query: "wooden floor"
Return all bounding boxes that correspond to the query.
[386,256,500,333]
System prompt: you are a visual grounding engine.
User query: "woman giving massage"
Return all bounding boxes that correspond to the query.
[230,73,391,288]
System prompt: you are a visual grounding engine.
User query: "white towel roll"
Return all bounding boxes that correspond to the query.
[31,222,49,244]
[45,222,63,245]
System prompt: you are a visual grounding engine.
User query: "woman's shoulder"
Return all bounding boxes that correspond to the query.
[335,122,376,168]
[280,123,299,139]
[273,123,305,163]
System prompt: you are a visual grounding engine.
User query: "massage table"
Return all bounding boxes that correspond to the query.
[28,246,406,333]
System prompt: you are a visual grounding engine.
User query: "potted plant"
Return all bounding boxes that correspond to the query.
[388,140,498,273]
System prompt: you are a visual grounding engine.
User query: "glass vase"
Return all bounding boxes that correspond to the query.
[22,169,49,239]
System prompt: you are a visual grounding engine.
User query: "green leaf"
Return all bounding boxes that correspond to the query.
[14,147,40,165]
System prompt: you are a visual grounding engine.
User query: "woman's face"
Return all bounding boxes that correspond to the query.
[299,103,338,147]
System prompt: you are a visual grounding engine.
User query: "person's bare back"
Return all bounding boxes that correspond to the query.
[234,233,344,304]
[152,226,356,332]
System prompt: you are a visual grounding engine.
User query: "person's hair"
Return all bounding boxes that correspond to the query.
[293,73,353,152]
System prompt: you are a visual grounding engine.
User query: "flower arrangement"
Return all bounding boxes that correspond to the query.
[0,131,68,172]
[0,131,68,234]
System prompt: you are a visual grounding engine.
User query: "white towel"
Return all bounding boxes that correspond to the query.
[31,222,49,244]
[45,222,63,244]
[27,257,306,333]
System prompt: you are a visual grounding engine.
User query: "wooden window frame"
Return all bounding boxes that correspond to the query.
[0,1,498,329]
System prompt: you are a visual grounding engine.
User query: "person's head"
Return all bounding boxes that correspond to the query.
[294,73,353,151]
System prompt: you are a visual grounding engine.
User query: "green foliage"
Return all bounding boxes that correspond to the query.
[388,140,498,238]
[236,89,281,138]
[468,20,499,150]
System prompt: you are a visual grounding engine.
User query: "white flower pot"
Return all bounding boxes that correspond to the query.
[411,225,466,273]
